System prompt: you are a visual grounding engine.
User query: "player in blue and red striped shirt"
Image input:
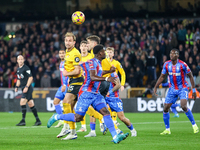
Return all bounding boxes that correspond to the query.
[105,72,137,137]
[47,45,129,144]
[154,49,199,134]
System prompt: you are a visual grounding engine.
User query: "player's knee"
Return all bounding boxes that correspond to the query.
[181,105,187,111]
[75,114,83,122]
[100,108,110,116]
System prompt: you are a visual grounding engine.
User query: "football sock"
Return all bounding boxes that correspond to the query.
[21,105,26,121]
[185,108,196,125]
[103,115,117,139]
[90,122,96,131]
[163,112,170,129]
[55,104,62,114]
[111,111,117,121]
[57,113,75,122]
[86,107,103,123]
[81,116,86,127]
[30,106,40,121]
[127,123,134,130]
[63,103,76,129]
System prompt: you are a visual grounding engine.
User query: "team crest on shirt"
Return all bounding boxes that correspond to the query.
[79,107,82,112]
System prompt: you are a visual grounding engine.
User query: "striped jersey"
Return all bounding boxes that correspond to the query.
[79,58,103,94]
[60,61,69,86]
[107,72,119,98]
[161,59,191,90]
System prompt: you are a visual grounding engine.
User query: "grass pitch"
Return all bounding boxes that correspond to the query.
[0,112,200,150]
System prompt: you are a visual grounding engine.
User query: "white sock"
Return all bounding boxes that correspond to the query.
[82,124,86,129]
[192,124,197,127]
[71,129,76,135]
[91,130,96,133]
[166,128,170,131]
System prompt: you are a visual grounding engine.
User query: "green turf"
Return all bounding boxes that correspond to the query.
[0,112,199,150]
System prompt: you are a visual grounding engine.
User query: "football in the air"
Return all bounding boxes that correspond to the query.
[72,11,85,25]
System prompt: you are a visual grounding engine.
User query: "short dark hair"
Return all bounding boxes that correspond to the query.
[59,49,65,51]
[93,44,104,54]
[86,35,100,44]
[171,48,179,55]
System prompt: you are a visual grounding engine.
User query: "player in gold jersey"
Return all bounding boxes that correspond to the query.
[57,32,84,140]
[77,41,105,134]
[105,47,126,126]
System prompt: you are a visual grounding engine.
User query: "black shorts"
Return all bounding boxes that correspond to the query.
[99,80,110,98]
[21,85,33,101]
[67,77,84,97]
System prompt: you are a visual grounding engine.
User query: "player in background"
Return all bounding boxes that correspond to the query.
[77,40,105,133]
[106,47,126,126]
[52,49,70,138]
[154,49,199,135]
[85,35,116,137]
[57,32,83,140]
[15,55,41,126]
[47,44,129,144]
[105,72,137,137]
[161,76,180,118]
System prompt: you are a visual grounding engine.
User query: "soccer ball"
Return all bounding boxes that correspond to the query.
[72,11,85,25]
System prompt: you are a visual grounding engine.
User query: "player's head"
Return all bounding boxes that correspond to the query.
[86,35,100,51]
[59,49,65,60]
[93,44,105,60]
[106,47,114,59]
[17,55,24,67]
[170,48,179,61]
[80,40,88,55]
[64,32,76,50]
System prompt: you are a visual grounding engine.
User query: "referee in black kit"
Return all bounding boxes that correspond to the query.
[15,55,41,126]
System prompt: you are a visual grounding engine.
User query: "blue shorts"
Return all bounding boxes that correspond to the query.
[75,91,107,116]
[165,88,188,104]
[105,97,123,112]
[54,86,68,100]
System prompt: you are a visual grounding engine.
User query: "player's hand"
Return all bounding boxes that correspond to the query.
[110,66,116,73]
[107,77,116,83]
[61,85,66,92]
[63,70,68,76]
[15,88,18,92]
[23,87,28,93]
[106,92,110,97]
[192,92,196,100]
[121,86,124,91]
[153,87,158,96]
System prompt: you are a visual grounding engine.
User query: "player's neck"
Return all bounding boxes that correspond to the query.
[67,47,74,52]
[172,59,178,65]
[61,59,64,62]
[109,57,113,61]
[81,52,88,57]
[95,56,102,61]
[19,64,24,68]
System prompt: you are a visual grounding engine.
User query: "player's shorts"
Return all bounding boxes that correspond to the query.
[75,91,107,116]
[99,81,110,98]
[105,97,123,112]
[165,87,188,104]
[67,77,84,97]
[21,85,33,101]
[55,86,68,100]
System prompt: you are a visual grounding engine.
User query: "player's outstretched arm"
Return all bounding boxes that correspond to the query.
[102,66,116,75]
[153,74,165,96]
[89,70,116,83]
[111,78,121,93]
[63,66,81,76]
[187,72,196,100]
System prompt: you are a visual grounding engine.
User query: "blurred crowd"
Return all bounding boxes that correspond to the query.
[1,17,200,89]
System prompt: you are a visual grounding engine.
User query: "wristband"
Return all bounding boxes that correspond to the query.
[25,86,29,88]
[193,88,196,93]
[108,90,113,94]
[15,86,19,88]
[105,77,108,81]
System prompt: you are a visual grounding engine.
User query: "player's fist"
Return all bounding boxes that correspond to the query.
[107,77,116,83]
[61,85,66,92]
[15,88,18,92]
[192,92,196,100]
[23,87,28,93]
[121,86,124,91]
[110,66,116,73]
[153,87,158,96]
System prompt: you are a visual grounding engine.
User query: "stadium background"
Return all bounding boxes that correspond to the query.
[1,0,200,112]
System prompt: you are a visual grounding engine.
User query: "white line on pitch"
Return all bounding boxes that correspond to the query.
[0,120,199,129]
